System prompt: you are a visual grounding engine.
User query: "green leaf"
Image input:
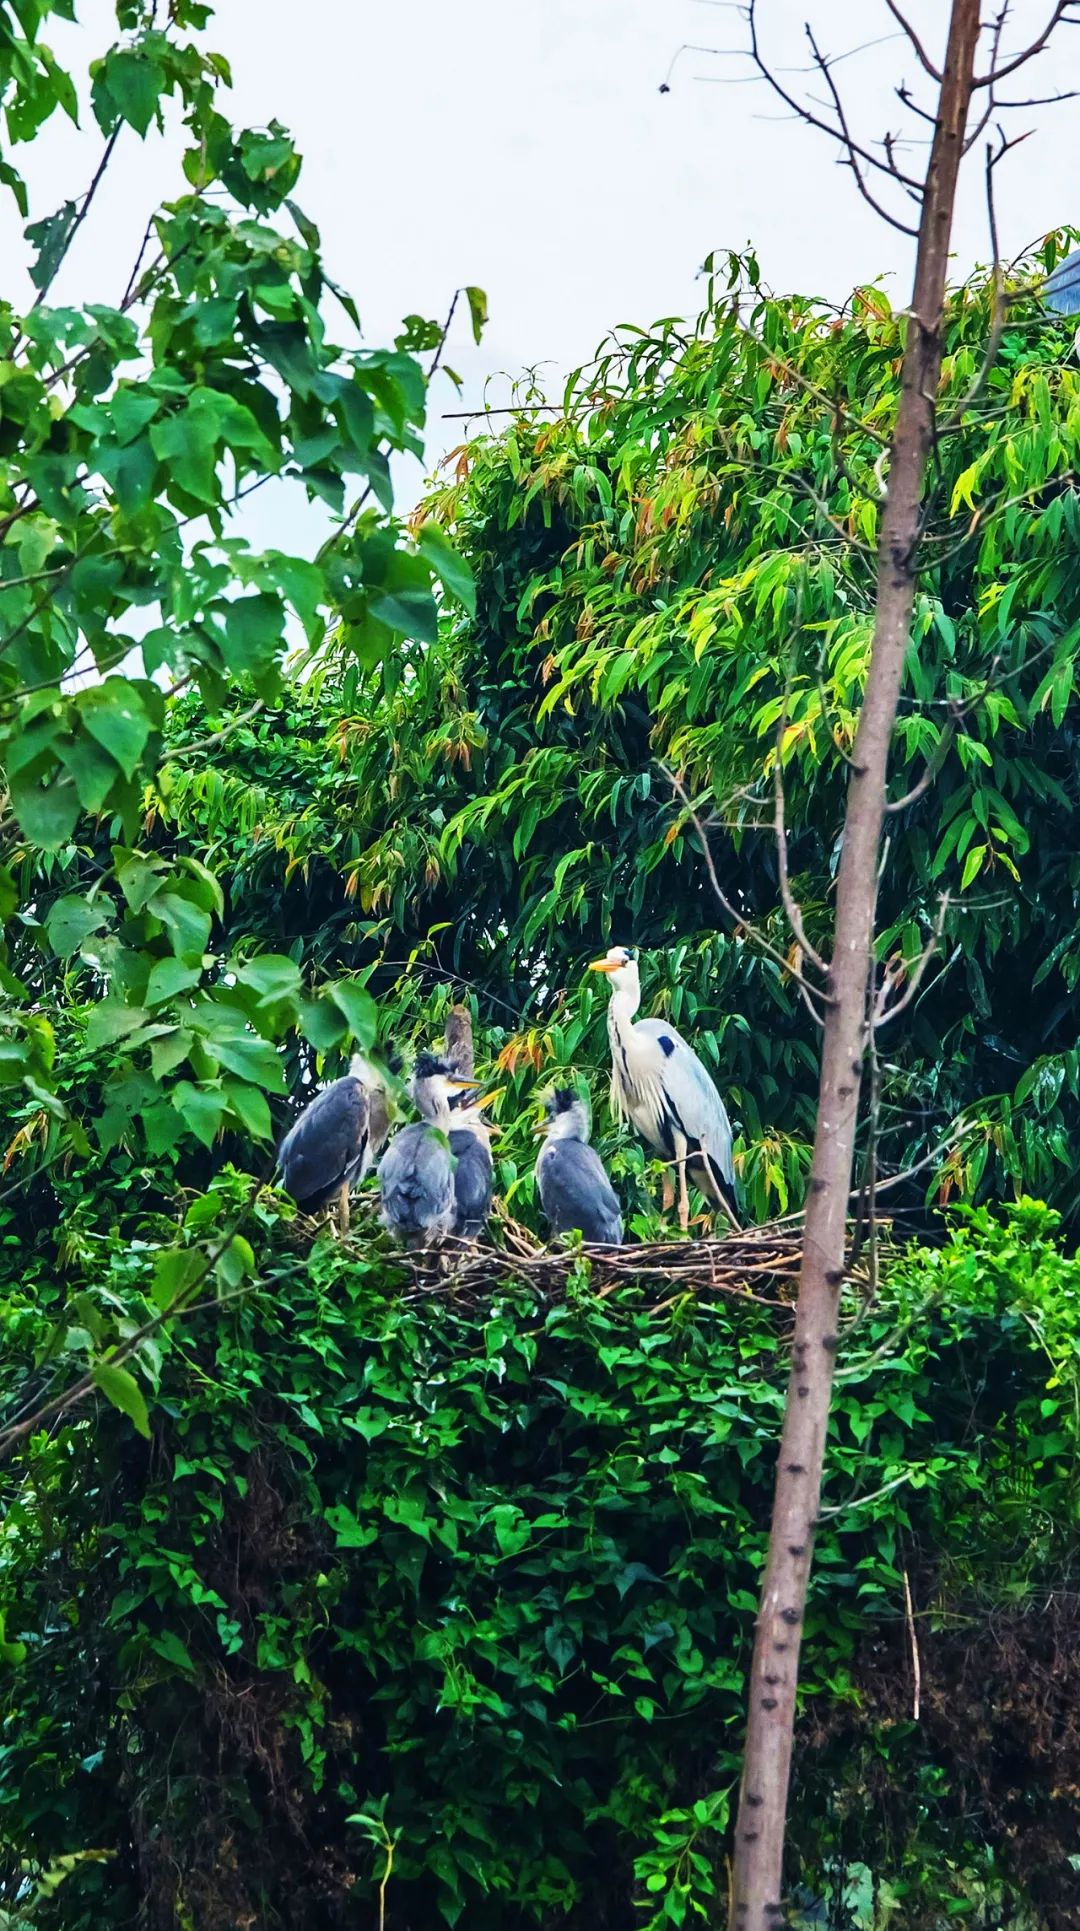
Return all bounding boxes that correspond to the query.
[95,48,164,137]
[210,1030,285,1092]
[79,682,152,780]
[327,979,377,1047]
[87,1001,148,1051]
[465,286,488,345]
[24,199,77,291]
[151,891,212,963]
[46,895,108,958]
[150,1246,205,1312]
[234,955,302,1006]
[960,844,987,891]
[417,521,476,616]
[147,1629,195,1674]
[0,1611,27,1668]
[145,957,203,1007]
[9,766,79,850]
[172,1081,227,1149]
[299,995,347,1053]
[224,1079,273,1140]
[92,1362,150,1439]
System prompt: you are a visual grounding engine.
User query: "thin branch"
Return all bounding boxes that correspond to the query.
[26,125,124,319]
[746,2,921,193]
[903,1567,922,1719]
[660,763,833,1018]
[773,704,830,973]
[164,699,265,761]
[883,0,941,80]
[972,2,1080,86]
[874,894,951,1027]
[883,719,956,812]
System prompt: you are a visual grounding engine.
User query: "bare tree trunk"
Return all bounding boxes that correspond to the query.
[445,1003,475,1079]
[728,4,982,1923]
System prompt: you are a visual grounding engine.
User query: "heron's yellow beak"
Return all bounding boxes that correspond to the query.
[447,1076,483,1093]
[588,957,619,974]
[531,1117,548,1137]
[467,1088,503,1111]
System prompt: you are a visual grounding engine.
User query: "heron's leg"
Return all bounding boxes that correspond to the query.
[661,1168,675,1215]
[673,1133,690,1234]
[337,1181,350,1238]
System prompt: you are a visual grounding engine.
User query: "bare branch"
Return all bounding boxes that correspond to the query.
[660,763,834,1013]
[874,894,951,1026]
[25,125,124,320]
[883,0,941,79]
[744,0,922,237]
[773,706,830,974]
[973,1,1080,86]
[884,719,956,812]
[903,1569,923,1719]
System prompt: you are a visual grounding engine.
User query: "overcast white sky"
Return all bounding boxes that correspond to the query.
[4,0,1078,546]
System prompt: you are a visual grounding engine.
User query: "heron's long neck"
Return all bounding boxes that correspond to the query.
[607,985,641,1057]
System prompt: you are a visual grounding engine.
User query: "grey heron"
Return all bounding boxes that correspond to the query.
[377,1054,481,1248]
[589,945,739,1233]
[449,1091,500,1240]
[535,1088,624,1244]
[278,1053,397,1235]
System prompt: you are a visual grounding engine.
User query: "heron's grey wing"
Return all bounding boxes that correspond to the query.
[635,1019,735,1187]
[537,1140,623,1244]
[449,1128,493,1238]
[378,1124,454,1237]
[1044,247,1080,315]
[278,1077,369,1211]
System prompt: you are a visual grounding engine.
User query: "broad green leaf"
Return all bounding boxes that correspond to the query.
[417,521,476,616]
[299,995,347,1052]
[92,1362,150,1439]
[224,1080,273,1140]
[145,957,203,1007]
[87,1001,148,1051]
[150,1246,205,1312]
[79,683,152,780]
[46,895,107,958]
[327,979,377,1047]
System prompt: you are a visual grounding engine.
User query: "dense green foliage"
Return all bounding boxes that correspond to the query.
[3,1195,1080,1927]
[6,9,1080,1928]
[119,247,1080,1224]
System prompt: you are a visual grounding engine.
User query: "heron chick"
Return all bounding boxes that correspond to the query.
[278,1052,395,1236]
[378,1054,481,1248]
[449,1089,500,1240]
[535,1088,623,1245]
[589,945,739,1233]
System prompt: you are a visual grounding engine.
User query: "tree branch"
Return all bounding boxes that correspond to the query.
[660,763,833,1016]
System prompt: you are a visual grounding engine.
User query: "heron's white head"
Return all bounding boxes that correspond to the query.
[534,1087,591,1144]
[588,944,641,1006]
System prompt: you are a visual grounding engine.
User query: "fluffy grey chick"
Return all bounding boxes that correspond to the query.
[535,1088,623,1245]
[377,1054,479,1249]
[449,1092,498,1240]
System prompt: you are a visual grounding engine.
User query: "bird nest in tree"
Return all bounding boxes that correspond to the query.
[286,1205,806,1314]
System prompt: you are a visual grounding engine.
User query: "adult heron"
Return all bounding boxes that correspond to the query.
[535,1088,623,1244]
[377,1054,481,1248]
[277,1053,396,1235]
[589,945,738,1233]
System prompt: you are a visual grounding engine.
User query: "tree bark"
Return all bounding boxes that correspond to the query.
[727,4,982,1923]
[445,1003,475,1080]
